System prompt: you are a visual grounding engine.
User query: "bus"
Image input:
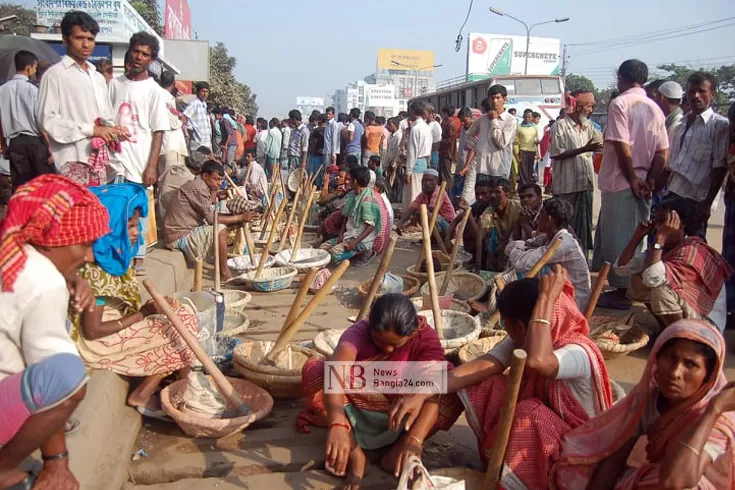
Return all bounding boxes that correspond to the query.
[408,75,566,129]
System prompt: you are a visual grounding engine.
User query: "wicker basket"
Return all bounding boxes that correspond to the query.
[417,310,482,356]
[356,274,421,298]
[275,248,331,271]
[240,267,298,292]
[594,324,650,360]
[221,310,249,336]
[222,289,252,311]
[410,297,472,314]
[457,331,508,364]
[160,376,273,438]
[420,272,487,303]
[233,342,323,399]
[287,168,307,192]
[313,328,346,357]
[405,251,461,283]
[227,254,275,274]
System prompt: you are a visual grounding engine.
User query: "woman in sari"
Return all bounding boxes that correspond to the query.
[298,294,462,490]
[72,183,198,417]
[552,319,735,490]
[319,161,356,241]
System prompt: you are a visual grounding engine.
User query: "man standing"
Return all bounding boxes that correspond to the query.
[156,70,191,218]
[243,116,256,155]
[0,51,55,191]
[280,119,291,175]
[403,102,432,213]
[514,108,540,186]
[288,109,309,172]
[265,118,282,179]
[384,117,404,203]
[593,59,669,309]
[655,81,684,145]
[255,117,268,165]
[345,108,363,163]
[457,107,476,204]
[183,82,212,152]
[37,11,125,186]
[549,90,603,254]
[666,72,729,236]
[214,108,237,167]
[439,105,459,192]
[324,107,340,167]
[427,105,442,170]
[462,85,517,187]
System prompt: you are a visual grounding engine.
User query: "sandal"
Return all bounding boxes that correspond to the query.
[133,263,147,276]
[6,472,36,490]
[64,417,80,435]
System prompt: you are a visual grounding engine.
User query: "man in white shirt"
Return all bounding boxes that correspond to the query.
[183,82,212,152]
[37,11,127,186]
[265,118,282,179]
[255,118,268,165]
[324,107,340,166]
[403,102,432,214]
[156,71,191,218]
[108,32,170,273]
[426,105,442,170]
[0,175,110,490]
[462,84,517,187]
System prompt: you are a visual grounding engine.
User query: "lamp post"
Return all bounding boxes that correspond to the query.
[488,7,569,75]
[390,61,443,99]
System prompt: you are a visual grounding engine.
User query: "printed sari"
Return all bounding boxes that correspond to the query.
[551,319,735,490]
[459,282,613,490]
[297,318,463,448]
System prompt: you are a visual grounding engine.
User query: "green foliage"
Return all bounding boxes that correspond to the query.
[131,0,163,36]
[0,3,37,36]
[208,42,258,116]
[564,74,595,94]
[656,63,733,109]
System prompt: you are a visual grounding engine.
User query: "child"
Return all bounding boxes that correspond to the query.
[367,154,384,179]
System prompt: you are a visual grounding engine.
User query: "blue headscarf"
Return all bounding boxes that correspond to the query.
[89,184,148,277]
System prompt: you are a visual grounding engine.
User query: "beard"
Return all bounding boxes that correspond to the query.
[578,112,589,125]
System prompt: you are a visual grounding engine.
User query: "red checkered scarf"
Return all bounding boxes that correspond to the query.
[87,119,121,183]
[663,236,733,316]
[0,175,110,292]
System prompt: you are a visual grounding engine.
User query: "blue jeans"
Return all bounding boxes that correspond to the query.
[309,155,325,187]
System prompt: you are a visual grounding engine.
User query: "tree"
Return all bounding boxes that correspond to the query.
[656,63,734,110]
[0,3,37,36]
[208,42,258,116]
[564,74,595,94]
[131,0,163,36]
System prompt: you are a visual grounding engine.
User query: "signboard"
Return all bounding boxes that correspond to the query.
[165,0,192,40]
[377,48,434,71]
[466,33,560,79]
[49,42,111,63]
[296,96,324,107]
[365,85,395,108]
[163,39,209,81]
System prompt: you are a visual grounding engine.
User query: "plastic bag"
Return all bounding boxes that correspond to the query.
[180,371,227,419]
[380,273,404,295]
[395,456,465,490]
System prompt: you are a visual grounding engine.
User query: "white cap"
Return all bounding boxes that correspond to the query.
[658,81,683,100]
[424,169,439,177]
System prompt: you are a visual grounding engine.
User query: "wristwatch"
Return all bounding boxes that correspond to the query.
[652,242,664,250]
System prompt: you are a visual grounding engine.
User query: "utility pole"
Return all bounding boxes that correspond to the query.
[560,44,568,78]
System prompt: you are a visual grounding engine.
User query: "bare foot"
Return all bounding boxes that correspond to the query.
[341,443,367,490]
[469,300,488,313]
[126,375,163,408]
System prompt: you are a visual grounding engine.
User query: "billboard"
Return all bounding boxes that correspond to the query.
[165,0,192,40]
[377,48,434,71]
[365,85,395,108]
[296,97,325,107]
[466,33,560,80]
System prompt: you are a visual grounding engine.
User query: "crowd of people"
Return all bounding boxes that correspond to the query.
[0,7,734,490]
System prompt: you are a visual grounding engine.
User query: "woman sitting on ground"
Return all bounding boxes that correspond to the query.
[318,161,356,241]
[552,319,735,489]
[297,294,462,490]
[615,195,732,333]
[72,183,198,418]
[391,266,613,490]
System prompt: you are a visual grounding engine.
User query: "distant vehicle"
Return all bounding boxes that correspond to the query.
[409,75,565,130]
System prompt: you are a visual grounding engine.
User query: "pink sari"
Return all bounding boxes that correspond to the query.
[551,319,735,490]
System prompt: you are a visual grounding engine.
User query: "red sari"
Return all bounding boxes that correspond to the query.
[459,282,612,490]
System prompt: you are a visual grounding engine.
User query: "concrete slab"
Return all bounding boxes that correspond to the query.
[139,246,193,301]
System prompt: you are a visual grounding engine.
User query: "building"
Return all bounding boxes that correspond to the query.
[296,96,325,120]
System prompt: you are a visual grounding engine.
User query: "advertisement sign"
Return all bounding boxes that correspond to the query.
[377,48,434,71]
[296,96,325,107]
[365,85,395,108]
[165,0,192,40]
[466,33,560,79]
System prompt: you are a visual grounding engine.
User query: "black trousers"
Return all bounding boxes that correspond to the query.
[8,134,55,191]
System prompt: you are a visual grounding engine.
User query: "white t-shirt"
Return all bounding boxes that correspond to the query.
[108,76,170,183]
[159,89,188,157]
[380,192,394,226]
[429,120,442,144]
[488,337,598,417]
[0,246,78,381]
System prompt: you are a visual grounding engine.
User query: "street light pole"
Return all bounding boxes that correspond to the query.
[489,7,569,75]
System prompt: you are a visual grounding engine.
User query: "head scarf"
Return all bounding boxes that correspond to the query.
[551,319,735,490]
[0,175,110,292]
[89,183,148,277]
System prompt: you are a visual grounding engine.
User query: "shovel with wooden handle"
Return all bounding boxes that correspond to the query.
[420,204,443,339]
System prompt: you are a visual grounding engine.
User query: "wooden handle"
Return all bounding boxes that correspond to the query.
[278,186,303,253]
[526,237,563,278]
[357,236,398,321]
[485,349,528,489]
[290,185,317,263]
[483,274,507,331]
[474,215,482,270]
[213,206,221,292]
[440,209,472,295]
[143,280,249,415]
[420,204,443,339]
[255,196,288,278]
[258,186,280,240]
[584,262,611,321]
[414,181,447,270]
[432,226,449,255]
[243,224,256,261]
[243,160,254,190]
[193,257,203,292]
[268,260,350,356]
[281,268,318,337]
[307,165,324,188]
[224,171,238,190]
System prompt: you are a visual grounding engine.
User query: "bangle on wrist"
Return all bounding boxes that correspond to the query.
[530,318,551,326]
[42,450,69,461]
[408,435,423,446]
[329,422,351,432]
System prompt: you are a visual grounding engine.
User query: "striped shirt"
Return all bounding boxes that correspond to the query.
[667,108,729,203]
[183,98,212,150]
[288,123,309,157]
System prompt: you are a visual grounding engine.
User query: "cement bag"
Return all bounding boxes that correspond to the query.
[395,456,465,490]
[380,273,404,295]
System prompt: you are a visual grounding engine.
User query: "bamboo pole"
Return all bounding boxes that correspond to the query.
[440,209,472,295]
[267,260,351,358]
[143,280,250,415]
[277,186,303,253]
[484,349,528,489]
[255,196,288,278]
[193,257,203,292]
[526,237,563,278]
[243,224,256,262]
[258,185,280,240]
[414,182,447,270]
[289,185,317,262]
[584,262,611,321]
[420,204,443,339]
[213,206,221,292]
[280,268,318,335]
[357,236,398,321]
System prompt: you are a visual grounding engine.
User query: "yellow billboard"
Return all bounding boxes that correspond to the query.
[377,48,435,71]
